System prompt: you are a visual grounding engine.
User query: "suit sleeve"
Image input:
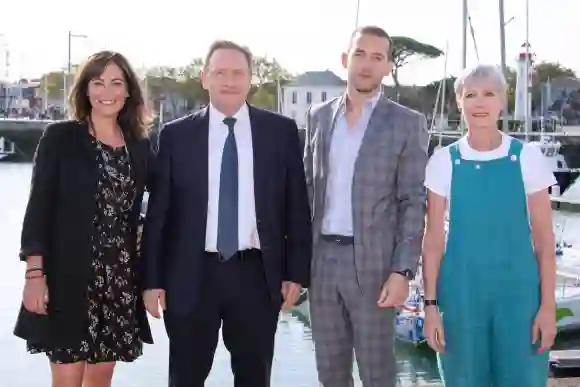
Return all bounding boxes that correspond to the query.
[145,136,157,193]
[303,106,314,205]
[19,124,60,261]
[141,125,172,289]
[285,119,313,288]
[391,113,429,276]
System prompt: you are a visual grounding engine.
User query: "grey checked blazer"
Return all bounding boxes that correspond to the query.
[303,95,429,292]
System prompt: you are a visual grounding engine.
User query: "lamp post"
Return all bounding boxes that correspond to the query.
[63,30,88,116]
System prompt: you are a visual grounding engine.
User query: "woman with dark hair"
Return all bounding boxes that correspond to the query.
[14,50,154,387]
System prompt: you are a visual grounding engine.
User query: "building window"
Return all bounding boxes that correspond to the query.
[306,92,312,104]
[292,91,297,104]
[321,91,327,102]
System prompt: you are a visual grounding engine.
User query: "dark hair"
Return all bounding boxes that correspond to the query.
[204,40,253,70]
[69,50,151,140]
[351,25,394,60]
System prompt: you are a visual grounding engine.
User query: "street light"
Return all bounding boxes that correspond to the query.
[504,16,515,27]
[63,30,88,116]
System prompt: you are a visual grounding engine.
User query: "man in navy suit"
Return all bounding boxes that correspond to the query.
[141,40,312,387]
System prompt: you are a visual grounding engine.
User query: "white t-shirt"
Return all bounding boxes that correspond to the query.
[425,134,557,200]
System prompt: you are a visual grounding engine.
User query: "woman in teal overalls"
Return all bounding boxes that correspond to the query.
[422,64,557,387]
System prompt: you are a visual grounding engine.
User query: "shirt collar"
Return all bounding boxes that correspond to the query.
[209,102,249,126]
[339,88,383,113]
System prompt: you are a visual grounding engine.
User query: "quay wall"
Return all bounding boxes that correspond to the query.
[4,119,580,166]
[0,120,46,161]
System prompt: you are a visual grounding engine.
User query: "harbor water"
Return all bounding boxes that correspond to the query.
[1,163,579,387]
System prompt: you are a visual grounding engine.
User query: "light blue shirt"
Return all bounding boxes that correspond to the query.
[321,91,382,236]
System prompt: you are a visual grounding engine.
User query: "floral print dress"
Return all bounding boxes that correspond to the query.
[28,139,143,364]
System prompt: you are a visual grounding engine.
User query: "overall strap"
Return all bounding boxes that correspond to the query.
[448,142,462,164]
[507,136,524,158]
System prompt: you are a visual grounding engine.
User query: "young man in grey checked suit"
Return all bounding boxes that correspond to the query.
[303,25,429,387]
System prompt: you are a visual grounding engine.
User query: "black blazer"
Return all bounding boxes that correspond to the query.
[14,120,153,348]
[141,105,312,314]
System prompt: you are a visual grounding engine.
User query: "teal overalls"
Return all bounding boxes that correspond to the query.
[437,138,549,387]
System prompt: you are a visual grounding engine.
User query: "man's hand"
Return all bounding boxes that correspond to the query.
[143,289,166,319]
[377,273,410,308]
[281,281,302,310]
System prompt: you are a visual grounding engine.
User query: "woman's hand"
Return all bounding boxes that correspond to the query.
[23,275,48,315]
[532,304,557,353]
[424,306,445,353]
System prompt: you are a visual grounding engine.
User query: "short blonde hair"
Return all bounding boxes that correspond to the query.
[454,64,508,96]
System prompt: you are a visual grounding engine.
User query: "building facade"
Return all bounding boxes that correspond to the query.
[0,79,42,116]
[282,70,345,127]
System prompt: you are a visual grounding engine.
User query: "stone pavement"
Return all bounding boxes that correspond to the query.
[411,380,580,386]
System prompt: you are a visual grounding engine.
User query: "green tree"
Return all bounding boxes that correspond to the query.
[253,56,292,85]
[422,76,458,116]
[144,67,182,116]
[534,61,576,82]
[531,61,577,111]
[251,56,293,111]
[391,37,443,94]
[250,86,276,109]
[176,58,207,109]
[504,67,517,113]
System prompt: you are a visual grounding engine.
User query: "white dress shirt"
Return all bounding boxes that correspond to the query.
[205,103,261,252]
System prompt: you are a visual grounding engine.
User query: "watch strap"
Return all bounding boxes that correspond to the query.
[394,269,414,280]
[424,299,439,307]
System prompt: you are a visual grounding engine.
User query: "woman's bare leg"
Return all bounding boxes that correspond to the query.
[83,362,116,387]
[50,361,85,387]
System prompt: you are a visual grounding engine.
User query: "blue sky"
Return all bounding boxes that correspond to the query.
[2,0,578,86]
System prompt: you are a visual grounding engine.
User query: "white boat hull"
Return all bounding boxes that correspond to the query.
[555,247,580,331]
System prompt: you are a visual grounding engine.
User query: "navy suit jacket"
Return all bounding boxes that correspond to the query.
[141,105,312,313]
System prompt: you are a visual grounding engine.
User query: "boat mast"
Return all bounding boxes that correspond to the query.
[460,0,468,133]
[461,0,467,70]
[524,0,530,141]
[499,0,509,132]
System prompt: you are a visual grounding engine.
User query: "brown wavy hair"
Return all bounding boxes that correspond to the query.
[69,50,151,140]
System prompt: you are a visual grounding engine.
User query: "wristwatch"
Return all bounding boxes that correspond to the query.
[394,269,414,280]
[424,299,439,307]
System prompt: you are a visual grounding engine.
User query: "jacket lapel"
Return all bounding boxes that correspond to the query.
[248,105,266,223]
[76,120,99,179]
[191,107,210,196]
[322,97,344,176]
[354,96,393,176]
[126,137,145,191]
